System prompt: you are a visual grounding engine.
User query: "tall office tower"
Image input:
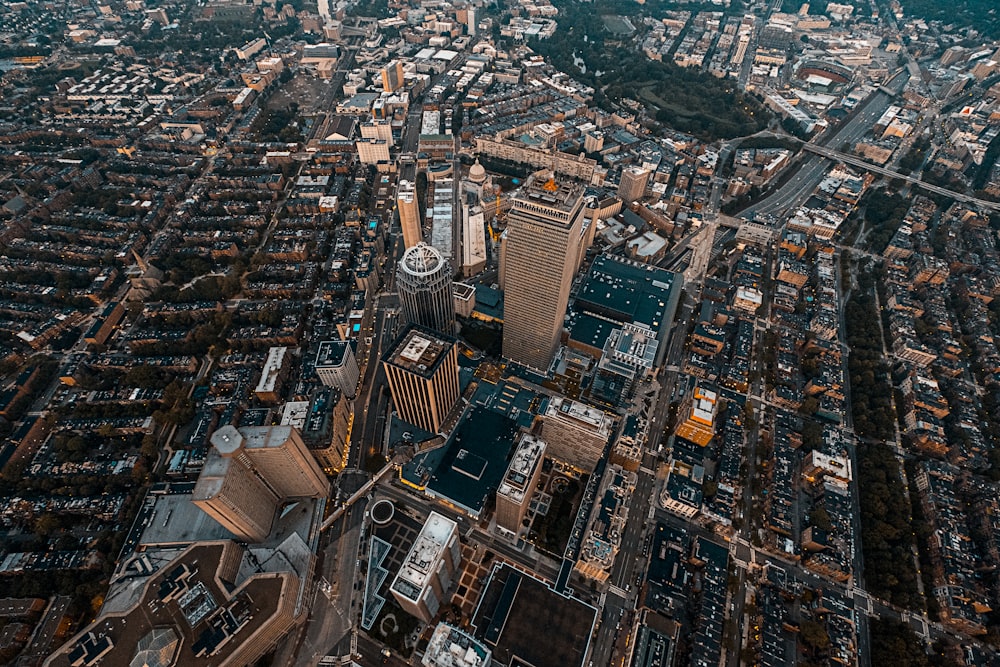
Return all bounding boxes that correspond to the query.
[382,324,460,433]
[495,434,546,536]
[397,179,422,249]
[315,339,359,397]
[390,511,461,622]
[192,443,280,542]
[502,175,586,372]
[618,166,651,203]
[381,60,404,92]
[397,243,456,335]
[540,396,614,472]
[193,424,330,542]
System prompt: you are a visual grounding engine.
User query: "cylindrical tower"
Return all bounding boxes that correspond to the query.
[397,243,456,334]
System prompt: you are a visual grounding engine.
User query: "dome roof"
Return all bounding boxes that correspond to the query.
[468,159,487,184]
[400,242,446,277]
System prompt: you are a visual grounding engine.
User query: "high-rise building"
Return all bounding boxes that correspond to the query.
[397,243,456,335]
[390,511,461,622]
[618,166,650,203]
[540,396,614,472]
[383,324,460,433]
[381,60,405,92]
[495,434,546,536]
[192,444,280,543]
[397,179,422,249]
[192,425,330,542]
[315,339,359,397]
[255,346,289,403]
[502,175,587,372]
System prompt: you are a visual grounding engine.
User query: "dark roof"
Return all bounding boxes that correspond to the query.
[425,406,519,515]
[472,564,597,667]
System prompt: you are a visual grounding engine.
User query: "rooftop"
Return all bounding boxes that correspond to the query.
[46,542,298,667]
[384,326,455,379]
[574,254,681,333]
[401,242,448,277]
[545,396,613,434]
[315,340,351,368]
[472,564,596,667]
[423,623,492,667]
[423,406,520,517]
[391,512,457,602]
[497,434,546,505]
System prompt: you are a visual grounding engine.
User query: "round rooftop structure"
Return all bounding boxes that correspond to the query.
[370,499,394,526]
[397,243,455,334]
[210,424,244,455]
[469,159,487,184]
[400,242,446,278]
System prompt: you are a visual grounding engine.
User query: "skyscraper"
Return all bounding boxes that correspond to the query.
[397,242,455,335]
[397,179,422,249]
[192,425,330,542]
[618,165,650,203]
[502,174,586,372]
[381,60,404,92]
[382,324,460,433]
[495,433,546,537]
[390,511,461,622]
[315,339,359,397]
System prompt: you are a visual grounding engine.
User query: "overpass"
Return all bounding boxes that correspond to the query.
[802,143,1000,212]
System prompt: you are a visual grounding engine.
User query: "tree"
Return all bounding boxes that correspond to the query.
[799,620,830,651]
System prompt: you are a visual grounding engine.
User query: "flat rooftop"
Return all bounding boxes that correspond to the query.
[497,434,546,505]
[472,564,596,667]
[46,543,296,667]
[424,623,491,667]
[425,406,520,517]
[315,340,351,367]
[384,326,455,379]
[545,396,612,434]
[391,511,457,602]
[574,253,682,333]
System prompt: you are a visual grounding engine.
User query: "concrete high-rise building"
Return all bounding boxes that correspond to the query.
[192,444,280,543]
[397,243,456,335]
[618,166,650,203]
[192,425,331,542]
[540,397,614,472]
[381,60,405,92]
[390,511,461,623]
[502,175,586,372]
[382,324,460,433]
[397,179,422,249]
[315,339,359,397]
[495,434,546,537]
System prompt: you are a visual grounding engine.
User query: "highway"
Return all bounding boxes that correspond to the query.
[739,70,911,221]
[803,142,1000,211]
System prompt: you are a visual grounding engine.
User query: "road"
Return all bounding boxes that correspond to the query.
[587,292,695,667]
[803,142,1000,211]
[293,499,368,667]
[739,69,911,221]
